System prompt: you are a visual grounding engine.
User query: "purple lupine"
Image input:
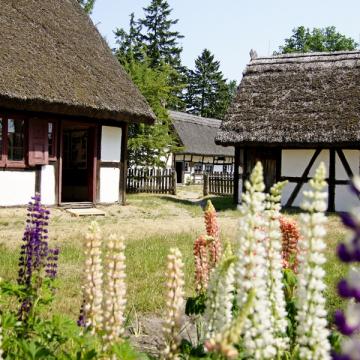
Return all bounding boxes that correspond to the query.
[17,194,58,320]
[333,178,360,359]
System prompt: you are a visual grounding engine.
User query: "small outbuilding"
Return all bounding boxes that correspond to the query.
[0,0,155,206]
[169,111,234,184]
[216,51,360,212]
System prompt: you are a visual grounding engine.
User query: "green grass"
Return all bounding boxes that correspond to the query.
[0,194,350,324]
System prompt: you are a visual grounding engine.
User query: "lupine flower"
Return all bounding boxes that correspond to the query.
[193,235,210,293]
[102,234,127,349]
[17,194,53,320]
[264,181,288,355]
[205,289,255,360]
[162,248,185,360]
[204,200,221,267]
[333,176,360,360]
[204,243,235,339]
[234,162,276,359]
[78,221,103,333]
[296,162,331,360]
[280,215,301,272]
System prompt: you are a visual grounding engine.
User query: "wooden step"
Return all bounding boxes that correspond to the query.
[65,208,106,217]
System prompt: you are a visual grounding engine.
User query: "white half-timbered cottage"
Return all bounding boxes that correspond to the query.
[169,111,234,184]
[0,0,155,206]
[216,51,360,212]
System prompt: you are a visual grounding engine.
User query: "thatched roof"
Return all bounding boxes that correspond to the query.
[169,111,234,157]
[216,51,360,147]
[0,0,155,123]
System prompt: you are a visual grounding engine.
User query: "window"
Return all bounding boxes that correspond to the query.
[0,116,26,167]
[48,121,56,159]
[223,165,228,173]
[184,162,189,171]
[194,163,203,173]
[205,164,213,173]
[8,118,24,161]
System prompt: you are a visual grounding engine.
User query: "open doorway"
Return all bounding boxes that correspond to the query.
[61,124,96,203]
[175,161,184,183]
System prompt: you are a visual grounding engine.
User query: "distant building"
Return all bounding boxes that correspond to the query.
[216,51,360,211]
[169,111,234,184]
[0,0,154,206]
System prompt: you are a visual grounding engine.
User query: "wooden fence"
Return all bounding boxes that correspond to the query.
[203,172,234,196]
[127,168,176,195]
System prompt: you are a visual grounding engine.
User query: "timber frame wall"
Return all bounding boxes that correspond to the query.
[236,146,360,212]
[0,108,129,206]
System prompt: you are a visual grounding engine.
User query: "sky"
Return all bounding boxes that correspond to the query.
[91,0,360,81]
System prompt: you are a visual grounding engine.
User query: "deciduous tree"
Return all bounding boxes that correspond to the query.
[277,26,357,54]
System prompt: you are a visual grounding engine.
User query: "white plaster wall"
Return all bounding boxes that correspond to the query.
[336,185,359,212]
[0,171,35,206]
[281,149,329,177]
[336,150,359,180]
[192,155,202,162]
[100,167,120,203]
[40,165,56,205]
[101,126,121,162]
[281,182,329,208]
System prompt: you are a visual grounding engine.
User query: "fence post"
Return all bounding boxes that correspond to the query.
[171,170,177,195]
[203,173,209,196]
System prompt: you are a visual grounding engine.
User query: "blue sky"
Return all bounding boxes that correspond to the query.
[91,0,360,81]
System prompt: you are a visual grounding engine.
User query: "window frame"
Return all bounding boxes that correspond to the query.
[0,114,27,168]
[47,120,57,161]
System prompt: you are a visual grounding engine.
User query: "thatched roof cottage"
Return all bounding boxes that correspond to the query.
[216,51,360,211]
[169,111,234,184]
[0,0,155,206]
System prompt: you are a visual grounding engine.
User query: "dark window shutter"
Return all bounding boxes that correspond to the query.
[28,118,48,166]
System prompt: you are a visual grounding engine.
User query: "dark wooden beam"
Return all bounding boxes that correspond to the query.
[336,149,354,178]
[35,165,42,194]
[242,147,248,196]
[233,147,240,204]
[285,149,321,207]
[328,149,336,212]
[119,123,128,205]
[95,125,102,204]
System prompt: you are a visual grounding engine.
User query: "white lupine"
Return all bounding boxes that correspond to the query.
[204,244,235,339]
[235,162,276,359]
[162,248,185,360]
[102,234,127,348]
[81,221,103,333]
[296,162,331,360]
[264,182,288,355]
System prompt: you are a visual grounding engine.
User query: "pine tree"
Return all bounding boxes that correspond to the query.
[184,49,235,119]
[139,0,184,68]
[77,0,96,14]
[114,13,144,65]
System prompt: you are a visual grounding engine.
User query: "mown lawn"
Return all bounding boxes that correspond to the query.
[0,192,348,323]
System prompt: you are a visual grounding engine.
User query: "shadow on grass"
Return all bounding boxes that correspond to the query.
[158,195,237,213]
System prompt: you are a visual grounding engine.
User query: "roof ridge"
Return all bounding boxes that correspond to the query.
[247,50,360,67]
[169,110,222,127]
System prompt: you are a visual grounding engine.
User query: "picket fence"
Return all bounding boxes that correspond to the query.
[127,168,176,195]
[203,172,234,196]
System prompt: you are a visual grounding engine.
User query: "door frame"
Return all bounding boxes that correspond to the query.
[57,120,98,204]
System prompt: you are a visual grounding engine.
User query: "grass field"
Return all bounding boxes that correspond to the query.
[0,189,348,323]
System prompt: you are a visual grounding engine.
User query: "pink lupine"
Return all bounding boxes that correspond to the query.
[204,200,221,267]
[280,215,301,273]
[194,235,210,293]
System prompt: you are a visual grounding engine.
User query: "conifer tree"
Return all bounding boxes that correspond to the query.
[114,13,144,65]
[139,0,184,68]
[184,49,235,119]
